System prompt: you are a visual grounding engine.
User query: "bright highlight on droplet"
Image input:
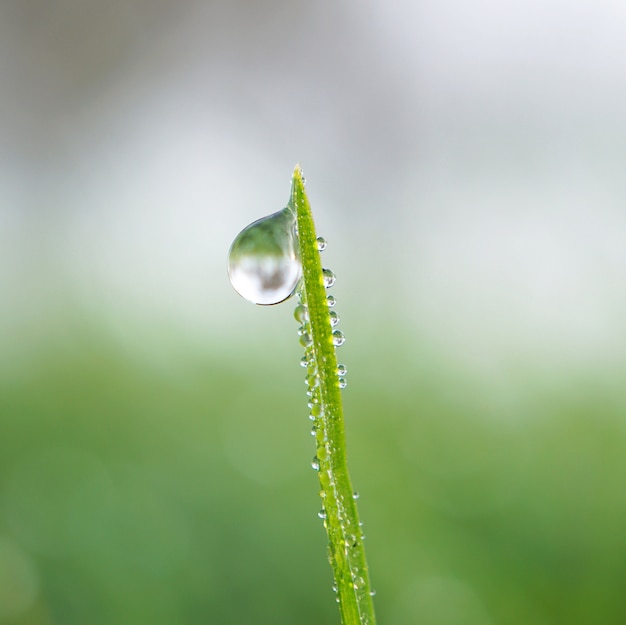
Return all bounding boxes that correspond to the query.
[228,207,301,305]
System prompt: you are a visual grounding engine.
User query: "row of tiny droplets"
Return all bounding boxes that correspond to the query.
[294,237,375,623]
[293,235,345,429]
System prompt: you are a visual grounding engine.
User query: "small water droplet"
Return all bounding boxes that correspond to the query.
[329,310,339,326]
[228,207,301,305]
[322,268,336,288]
[353,576,366,590]
[337,364,347,376]
[311,456,320,471]
[338,377,347,389]
[369,589,377,597]
[300,356,309,368]
[309,402,323,417]
[352,491,360,499]
[294,303,308,323]
[331,583,338,593]
[318,508,327,519]
[306,373,319,388]
[316,236,327,251]
[326,295,336,307]
[332,330,346,346]
[299,332,312,348]
[310,426,317,436]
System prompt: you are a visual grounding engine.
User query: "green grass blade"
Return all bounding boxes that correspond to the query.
[289,165,377,625]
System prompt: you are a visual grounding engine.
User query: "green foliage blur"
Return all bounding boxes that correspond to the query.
[1,318,625,625]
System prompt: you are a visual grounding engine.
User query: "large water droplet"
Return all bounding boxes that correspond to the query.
[228,207,301,305]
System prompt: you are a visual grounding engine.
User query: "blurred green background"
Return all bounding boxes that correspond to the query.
[1,1,626,624]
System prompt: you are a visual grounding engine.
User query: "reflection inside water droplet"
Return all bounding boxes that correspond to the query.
[228,207,301,305]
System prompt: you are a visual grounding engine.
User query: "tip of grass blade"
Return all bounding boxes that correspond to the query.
[290,164,306,213]
[292,164,305,188]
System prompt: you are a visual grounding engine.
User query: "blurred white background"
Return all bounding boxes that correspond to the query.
[1,0,625,375]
